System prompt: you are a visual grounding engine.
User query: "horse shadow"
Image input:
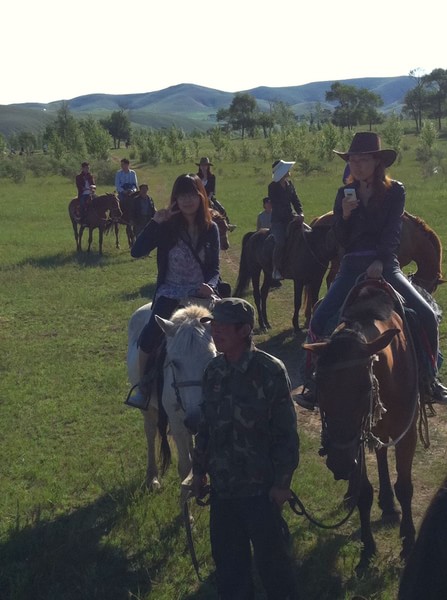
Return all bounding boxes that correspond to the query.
[0,484,188,600]
[7,252,120,271]
[256,328,307,389]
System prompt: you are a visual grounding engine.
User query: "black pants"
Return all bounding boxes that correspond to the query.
[210,494,299,600]
[138,296,179,353]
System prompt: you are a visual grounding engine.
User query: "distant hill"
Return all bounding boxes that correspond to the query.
[0,76,414,136]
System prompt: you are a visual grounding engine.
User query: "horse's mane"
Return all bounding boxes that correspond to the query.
[405,211,442,260]
[343,287,395,323]
[167,304,214,357]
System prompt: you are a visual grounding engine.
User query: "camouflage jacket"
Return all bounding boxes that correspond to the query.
[193,347,299,498]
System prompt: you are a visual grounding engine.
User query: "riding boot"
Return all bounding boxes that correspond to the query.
[125,350,158,410]
[421,375,447,404]
[293,346,318,411]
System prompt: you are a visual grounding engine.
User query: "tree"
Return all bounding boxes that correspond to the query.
[100,110,131,149]
[224,93,258,138]
[326,82,383,130]
[42,102,85,158]
[422,68,447,130]
[79,117,111,160]
[402,69,430,132]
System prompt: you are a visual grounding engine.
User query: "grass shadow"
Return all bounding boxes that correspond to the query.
[0,486,173,600]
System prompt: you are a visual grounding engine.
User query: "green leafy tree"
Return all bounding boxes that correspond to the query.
[79,117,111,160]
[208,126,229,156]
[422,68,447,130]
[43,102,86,158]
[403,69,430,132]
[381,113,403,163]
[100,110,131,149]
[326,83,383,130]
[270,101,296,129]
[219,92,258,138]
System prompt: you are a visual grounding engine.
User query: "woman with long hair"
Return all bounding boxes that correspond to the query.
[296,132,447,409]
[129,173,220,405]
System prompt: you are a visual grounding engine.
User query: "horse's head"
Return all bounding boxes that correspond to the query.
[304,326,399,480]
[155,304,217,434]
[108,193,123,220]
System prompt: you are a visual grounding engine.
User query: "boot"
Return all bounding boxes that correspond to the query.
[125,351,157,410]
[294,380,317,411]
[428,377,447,404]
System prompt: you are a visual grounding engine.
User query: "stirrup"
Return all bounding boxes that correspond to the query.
[124,383,150,410]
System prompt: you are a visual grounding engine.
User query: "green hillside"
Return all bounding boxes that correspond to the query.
[0,76,414,136]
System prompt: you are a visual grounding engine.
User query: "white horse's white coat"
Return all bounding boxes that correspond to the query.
[126,302,217,488]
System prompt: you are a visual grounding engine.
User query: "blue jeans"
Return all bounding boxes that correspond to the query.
[138,296,180,353]
[310,255,439,369]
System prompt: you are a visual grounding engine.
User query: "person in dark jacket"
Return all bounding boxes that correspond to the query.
[268,160,304,280]
[295,132,447,409]
[196,157,236,231]
[75,162,95,220]
[128,173,220,406]
[192,297,300,600]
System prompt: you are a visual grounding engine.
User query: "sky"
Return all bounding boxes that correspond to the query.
[3,0,444,106]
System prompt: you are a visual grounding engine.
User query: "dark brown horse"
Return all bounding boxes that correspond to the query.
[68,193,122,254]
[234,217,335,332]
[117,192,139,248]
[304,281,419,573]
[398,473,447,599]
[210,209,230,251]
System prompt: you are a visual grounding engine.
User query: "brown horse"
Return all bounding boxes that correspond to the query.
[306,211,445,314]
[211,209,230,251]
[234,217,335,332]
[304,281,419,573]
[68,193,122,254]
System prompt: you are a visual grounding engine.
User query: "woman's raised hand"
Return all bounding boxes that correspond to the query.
[153,205,181,223]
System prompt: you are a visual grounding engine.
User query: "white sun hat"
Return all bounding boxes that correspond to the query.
[272,160,296,182]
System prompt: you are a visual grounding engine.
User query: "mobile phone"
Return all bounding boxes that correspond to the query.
[344,188,357,201]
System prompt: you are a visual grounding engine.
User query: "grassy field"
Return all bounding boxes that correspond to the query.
[1,138,447,599]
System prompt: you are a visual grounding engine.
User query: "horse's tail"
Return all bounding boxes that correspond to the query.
[234,231,255,297]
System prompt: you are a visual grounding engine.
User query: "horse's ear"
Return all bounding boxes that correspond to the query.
[302,341,328,355]
[155,315,176,337]
[363,328,400,355]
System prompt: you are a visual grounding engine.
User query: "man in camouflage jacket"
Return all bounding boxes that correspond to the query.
[193,297,300,600]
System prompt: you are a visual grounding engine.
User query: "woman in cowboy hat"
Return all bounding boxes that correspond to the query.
[268,159,304,280]
[296,131,447,409]
[196,157,236,231]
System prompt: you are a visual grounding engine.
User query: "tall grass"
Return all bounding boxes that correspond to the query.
[1,137,447,599]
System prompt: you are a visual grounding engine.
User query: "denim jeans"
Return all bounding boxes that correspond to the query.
[310,254,439,370]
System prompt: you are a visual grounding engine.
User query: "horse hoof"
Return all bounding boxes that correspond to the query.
[146,476,161,491]
[381,510,400,525]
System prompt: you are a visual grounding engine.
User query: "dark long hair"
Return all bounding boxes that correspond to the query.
[345,158,393,202]
[169,173,212,232]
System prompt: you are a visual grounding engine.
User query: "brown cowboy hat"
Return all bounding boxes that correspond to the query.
[333,132,397,167]
[196,157,213,166]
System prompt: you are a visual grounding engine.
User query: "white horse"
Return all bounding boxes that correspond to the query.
[126,301,217,489]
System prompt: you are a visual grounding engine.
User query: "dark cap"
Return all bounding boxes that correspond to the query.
[81,161,89,167]
[200,297,255,327]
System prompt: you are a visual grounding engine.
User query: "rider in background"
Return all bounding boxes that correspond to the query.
[196,157,236,231]
[268,160,304,280]
[132,184,156,236]
[75,161,95,221]
[115,158,138,205]
[128,173,220,406]
[296,132,447,409]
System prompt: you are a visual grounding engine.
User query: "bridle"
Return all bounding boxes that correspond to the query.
[167,360,203,413]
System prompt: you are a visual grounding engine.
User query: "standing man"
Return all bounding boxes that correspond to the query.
[268,160,304,280]
[192,297,300,600]
[75,161,95,220]
[115,158,138,205]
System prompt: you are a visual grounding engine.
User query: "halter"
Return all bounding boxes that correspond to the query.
[167,360,203,413]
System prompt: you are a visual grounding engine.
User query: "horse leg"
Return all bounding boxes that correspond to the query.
[376,446,399,522]
[394,429,417,560]
[87,227,93,252]
[251,269,267,330]
[355,466,376,574]
[78,225,85,251]
[292,279,304,333]
[260,272,272,330]
[72,221,80,251]
[99,227,104,255]
[115,223,120,249]
[142,404,161,490]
